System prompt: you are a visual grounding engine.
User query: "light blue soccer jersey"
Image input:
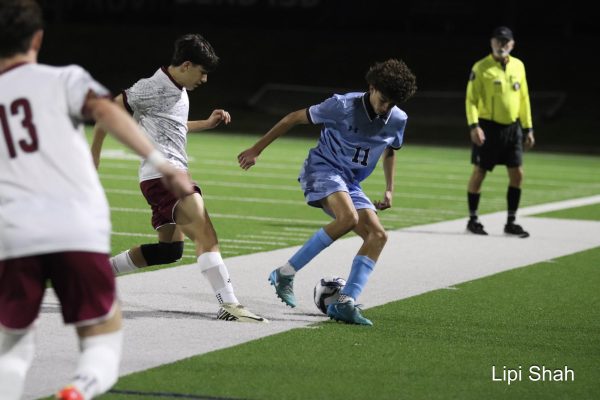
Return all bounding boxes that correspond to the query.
[299,92,407,209]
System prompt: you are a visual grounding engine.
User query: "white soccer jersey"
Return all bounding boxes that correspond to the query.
[0,63,111,260]
[123,67,189,181]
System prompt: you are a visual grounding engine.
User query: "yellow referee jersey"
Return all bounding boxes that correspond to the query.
[466,54,533,129]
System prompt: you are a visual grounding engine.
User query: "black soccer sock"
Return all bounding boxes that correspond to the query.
[468,192,481,220]
[507,186,521,224]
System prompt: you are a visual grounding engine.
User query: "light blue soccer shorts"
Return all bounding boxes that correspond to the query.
[299,171,376,217]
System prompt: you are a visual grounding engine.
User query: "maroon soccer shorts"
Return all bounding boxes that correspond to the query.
[140,177,202,229]
[0,252,116,331]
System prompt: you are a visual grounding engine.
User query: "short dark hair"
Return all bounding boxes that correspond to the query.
[171,34,219,71]
[0,0,43,58]
[365,59,417,104]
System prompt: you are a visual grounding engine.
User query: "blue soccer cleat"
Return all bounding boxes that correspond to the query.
[327,301,373,326]
[268,268,297,308]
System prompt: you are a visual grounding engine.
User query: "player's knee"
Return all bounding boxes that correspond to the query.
[336,212,359,231]
[140,241,184,266]
[509,173,522,187]
[369,229,388,247]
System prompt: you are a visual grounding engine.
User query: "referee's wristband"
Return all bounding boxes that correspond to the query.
[146,149,168,168]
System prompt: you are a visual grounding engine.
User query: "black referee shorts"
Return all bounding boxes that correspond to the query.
[471,119,523,171]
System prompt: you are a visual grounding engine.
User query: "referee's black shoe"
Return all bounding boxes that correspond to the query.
[467,219,488,235]
[504,223,530,238]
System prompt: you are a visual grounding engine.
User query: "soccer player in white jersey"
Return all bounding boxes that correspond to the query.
[91,34,267,323]
[238,59,417,325]
[0,1,193,399]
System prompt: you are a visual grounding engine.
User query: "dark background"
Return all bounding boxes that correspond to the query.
[36,0,600,153]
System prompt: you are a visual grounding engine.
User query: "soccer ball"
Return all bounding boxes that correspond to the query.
[313,276,346,314]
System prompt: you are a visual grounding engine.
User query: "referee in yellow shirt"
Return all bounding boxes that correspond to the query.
[465,26,535,238]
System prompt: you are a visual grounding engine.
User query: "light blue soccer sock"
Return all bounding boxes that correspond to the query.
[288,228,334,272]
[341,255,376,301]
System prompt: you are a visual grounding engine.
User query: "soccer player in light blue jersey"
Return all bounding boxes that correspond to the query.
[238,59,417,325]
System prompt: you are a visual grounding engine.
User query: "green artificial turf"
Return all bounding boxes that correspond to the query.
[534,203,600,221]
[91,129,600,266]
[101,246,600,400]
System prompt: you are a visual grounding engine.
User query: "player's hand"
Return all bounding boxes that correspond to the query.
[470,126,485,146]
[206,109,231,129]
[158,165,194,198]
[374,190,393,210]
[524,131,535,150]
[238,147,260,170]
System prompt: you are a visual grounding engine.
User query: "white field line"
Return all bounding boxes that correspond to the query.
[241,234,296,242]
[104,189,465,214]
[283,226,321,233]
[110,207,327,226]
[102,162,529,189]
[99,153,600,181]
[102,180,503,204]
[105,189,306,206]
[181,250,240,256]
[112,231,291,246]
[260,230,313,238]
[100,170,599,197]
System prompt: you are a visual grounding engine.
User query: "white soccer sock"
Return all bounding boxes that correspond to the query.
[0,329,35,400]
[278,262,296,276]
[70,330,123,399]
[197,252,239,304]
[110,250,138,274]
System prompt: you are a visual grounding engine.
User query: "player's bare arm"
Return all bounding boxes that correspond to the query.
[187,109,231,132]
[86,94,193,197]
[238,108,309,170]
[374,147,396,210]
[90,93,128,169]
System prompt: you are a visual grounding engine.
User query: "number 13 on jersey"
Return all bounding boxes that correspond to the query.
[1,98,39,159]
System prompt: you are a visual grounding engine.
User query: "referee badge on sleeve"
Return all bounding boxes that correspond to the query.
[513,82,521,90]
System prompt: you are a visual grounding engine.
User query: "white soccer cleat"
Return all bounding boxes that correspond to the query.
[217,303,269,323]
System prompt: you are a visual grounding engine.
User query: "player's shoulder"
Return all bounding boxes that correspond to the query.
[335,92,363,101]
[390,106,408,122]
[130,68,171,91]
[18,63,88,79]
[330,92,364,110]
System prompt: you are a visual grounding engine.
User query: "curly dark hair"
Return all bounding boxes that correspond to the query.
[365,59,417,104]
[171,33,220,71]
[0,0,43,58]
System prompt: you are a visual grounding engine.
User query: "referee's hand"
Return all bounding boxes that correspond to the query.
[470,127,485,146]
[524,131,535,150]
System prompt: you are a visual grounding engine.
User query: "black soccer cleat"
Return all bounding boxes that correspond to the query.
[466,219,488,235]
[504,223,530,238]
